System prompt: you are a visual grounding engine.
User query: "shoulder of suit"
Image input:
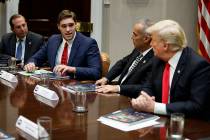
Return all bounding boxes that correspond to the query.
[143,49,154,60]
[47,34,62,41]
[1,32,15,40]
[27,31,43,38]
[76,32,95,42]
[183,47,209,65]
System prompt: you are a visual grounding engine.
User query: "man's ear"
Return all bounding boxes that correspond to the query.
[143,35,151,43]
[164,43,170,51]
[57,24,60,31]
[11,27,14,32]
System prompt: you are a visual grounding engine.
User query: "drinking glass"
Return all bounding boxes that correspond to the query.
[40,73,49,87]
[37,116,52,140]
[72,91,88,113]
[170,113,185,139]
[8,57,16,73]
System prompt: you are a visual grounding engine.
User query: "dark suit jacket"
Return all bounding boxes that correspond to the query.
[28,32,101,80]
[106,48,154,98]
[0,31,44,64]
[141,47,210,120]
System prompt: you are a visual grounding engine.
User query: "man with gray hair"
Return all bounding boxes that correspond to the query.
[131,20,210,120]
[96,19,154,98]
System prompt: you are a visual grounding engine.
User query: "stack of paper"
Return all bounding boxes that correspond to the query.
[98,108,160,131]
[0,128,15,140]
[18,69,52,76]
[62,83,96,93]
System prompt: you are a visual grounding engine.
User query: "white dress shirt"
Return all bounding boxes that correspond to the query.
[55,32,76,65]
[154,49,183,115]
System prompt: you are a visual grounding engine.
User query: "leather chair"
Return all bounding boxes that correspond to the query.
[100,52,110,77]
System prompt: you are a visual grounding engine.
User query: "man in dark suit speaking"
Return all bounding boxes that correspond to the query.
[96,19,154,98]
[0,14,44,65]
[131,20,210,120]
[24,10,101,80]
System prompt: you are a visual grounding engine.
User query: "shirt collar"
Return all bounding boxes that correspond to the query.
[168,49,183,69]
[141,47,152,56]
[16,36,26,42]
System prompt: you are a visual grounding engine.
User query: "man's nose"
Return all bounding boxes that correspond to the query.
[66,26,71,31]
[20,26,25,31]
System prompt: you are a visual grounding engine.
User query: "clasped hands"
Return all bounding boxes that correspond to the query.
[24,63,76,75]
[131,91,155,113]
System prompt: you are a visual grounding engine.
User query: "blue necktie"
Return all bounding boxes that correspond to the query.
[16,39,22,60]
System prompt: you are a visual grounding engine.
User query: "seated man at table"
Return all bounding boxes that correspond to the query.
[131,20,210,120]
[96,19,154,98]
[24,10,101,80]
[0,14,44,65]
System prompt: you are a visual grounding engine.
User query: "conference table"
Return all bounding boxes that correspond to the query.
[0,74,210,140]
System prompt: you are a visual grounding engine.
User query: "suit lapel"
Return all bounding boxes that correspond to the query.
[127,56,145,76]
[118,50,139,82]
[24,33,32,62]
[10,35,16,56]
[68,33,80,65]
[170,49,187,95]
[52,36,62,67]
[125,49,153,80]
[157,62,165,101]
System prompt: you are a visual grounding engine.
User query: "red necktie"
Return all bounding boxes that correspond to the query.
[162,63,170,104]
[160,127,167,140]
[61,42,68,65]
[64,91,68,99]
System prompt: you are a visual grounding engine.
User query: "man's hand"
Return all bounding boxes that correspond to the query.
[95,77,108,86]
[131,91,155,113]
[24,63,36,72]
[96,85,119,93]
[53,65,76,75]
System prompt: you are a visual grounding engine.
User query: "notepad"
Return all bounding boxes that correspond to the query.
[62,83,96,93]
[99,108,159,125]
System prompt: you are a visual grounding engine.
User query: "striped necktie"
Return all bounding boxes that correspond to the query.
[128,53,143,73]
[120,53,143,84]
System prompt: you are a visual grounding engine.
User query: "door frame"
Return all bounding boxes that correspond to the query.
[91,0,103,50]
[4,0,103,50]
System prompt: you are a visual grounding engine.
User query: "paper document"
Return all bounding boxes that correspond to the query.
[98,108,160,131]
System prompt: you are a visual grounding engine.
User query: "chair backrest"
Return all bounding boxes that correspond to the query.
[100,52,110,77]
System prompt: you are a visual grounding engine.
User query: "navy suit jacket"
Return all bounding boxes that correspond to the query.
[142,47,210,120]
[28,32,101,80]
[0,31,44,64]
[106,48,154,98]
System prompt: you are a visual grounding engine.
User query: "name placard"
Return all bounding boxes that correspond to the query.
[33,85,59,101]
[16,115,38,139]
[34,94,59,108]
[0,78,17,89]
[0,70,18,83]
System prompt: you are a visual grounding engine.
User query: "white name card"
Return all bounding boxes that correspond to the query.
[61,86,76,94]
[0,78,17,89]
[0,70,18,83]
[33,85,59,101]
[34,94,59,108]
[16,115,38,139]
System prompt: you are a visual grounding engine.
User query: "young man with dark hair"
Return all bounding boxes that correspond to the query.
[24,10,101,80]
